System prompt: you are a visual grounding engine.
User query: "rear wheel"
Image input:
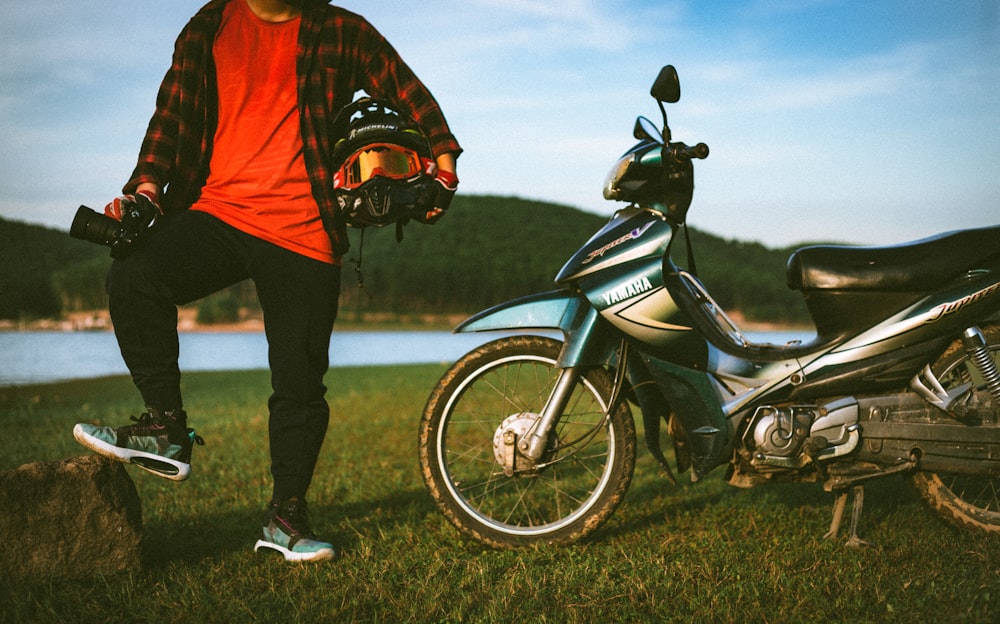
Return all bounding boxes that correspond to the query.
[419,335,636,548]
[911,323,1000,534]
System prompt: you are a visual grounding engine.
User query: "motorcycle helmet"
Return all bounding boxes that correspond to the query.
[331,98,435,228]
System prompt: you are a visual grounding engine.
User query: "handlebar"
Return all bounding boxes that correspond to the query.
[665,141,710,163]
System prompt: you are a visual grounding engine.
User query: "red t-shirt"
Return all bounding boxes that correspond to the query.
[192,0,335,264]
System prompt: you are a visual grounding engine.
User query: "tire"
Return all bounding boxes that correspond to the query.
[419,335,636,548]
[910,322,1000,534]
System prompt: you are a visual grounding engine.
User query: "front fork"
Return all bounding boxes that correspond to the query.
[518,340,633,463]
[461,291,625,464]
[519,367,583,462]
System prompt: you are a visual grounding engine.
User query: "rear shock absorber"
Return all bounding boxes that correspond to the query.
[962,327,1000,415]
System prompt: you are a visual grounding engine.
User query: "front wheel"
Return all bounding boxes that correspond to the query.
[419,335,636,548]
[911,323,1000,534]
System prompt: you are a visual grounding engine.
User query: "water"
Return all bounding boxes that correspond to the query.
[0,329,811,387]
[0,330,527,386]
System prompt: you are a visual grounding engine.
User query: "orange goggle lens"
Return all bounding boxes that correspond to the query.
[339,143,423,189]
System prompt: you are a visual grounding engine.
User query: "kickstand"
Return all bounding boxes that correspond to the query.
[824,485,870,548]
[824,490,848,540]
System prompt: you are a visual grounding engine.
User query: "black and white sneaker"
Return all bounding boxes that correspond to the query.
[73,408,204,481]
[254,497,335,562]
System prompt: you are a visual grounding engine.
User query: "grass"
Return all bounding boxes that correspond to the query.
[1,366,998,623]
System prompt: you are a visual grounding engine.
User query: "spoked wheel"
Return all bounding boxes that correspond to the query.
[911,323,1000,534]
[419,335,636,548]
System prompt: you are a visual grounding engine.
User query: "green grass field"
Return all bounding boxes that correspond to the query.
[1,366,997,623]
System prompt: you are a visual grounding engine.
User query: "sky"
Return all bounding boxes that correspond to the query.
[1,0,997,248]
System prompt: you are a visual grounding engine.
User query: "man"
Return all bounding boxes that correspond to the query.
[73,0,461,563]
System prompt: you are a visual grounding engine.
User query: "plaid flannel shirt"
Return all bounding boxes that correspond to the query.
[124,0,462,256]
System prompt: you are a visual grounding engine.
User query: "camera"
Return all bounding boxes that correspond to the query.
[70,195,159,257]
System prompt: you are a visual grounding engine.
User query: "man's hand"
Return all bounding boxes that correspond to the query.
[104,189,161,224]
[413,163,459,225]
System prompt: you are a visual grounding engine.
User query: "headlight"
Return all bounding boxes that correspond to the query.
[602,152,636,200]
[603,141,663,202]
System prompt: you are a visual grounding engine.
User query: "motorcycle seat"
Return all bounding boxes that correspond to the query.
[786,225,1000,292]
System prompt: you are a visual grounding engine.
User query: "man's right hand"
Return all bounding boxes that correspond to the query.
[104,189,161,222]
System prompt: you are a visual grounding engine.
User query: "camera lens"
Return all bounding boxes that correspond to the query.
[70,205,123,247]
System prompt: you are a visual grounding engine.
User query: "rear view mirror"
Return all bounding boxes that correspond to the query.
[633,116,663,143]
[650,65,680,103]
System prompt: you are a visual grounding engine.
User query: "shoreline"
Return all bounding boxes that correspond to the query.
[0,309,467,334]
[0,308,811,334]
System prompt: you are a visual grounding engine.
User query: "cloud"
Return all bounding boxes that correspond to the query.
[460,0,643,51]
[1,0,996,247]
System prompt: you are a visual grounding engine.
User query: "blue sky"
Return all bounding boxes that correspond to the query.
[1,0,997,247]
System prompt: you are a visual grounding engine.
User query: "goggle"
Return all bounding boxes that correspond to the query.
[334,143,429,190]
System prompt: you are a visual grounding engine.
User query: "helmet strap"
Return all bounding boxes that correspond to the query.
[350,228,366,289]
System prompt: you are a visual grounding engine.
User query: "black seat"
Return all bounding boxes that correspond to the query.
[787,226,1000,292]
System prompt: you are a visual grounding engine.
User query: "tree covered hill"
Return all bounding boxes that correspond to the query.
[0,195,814,325]
[0,215,110,320]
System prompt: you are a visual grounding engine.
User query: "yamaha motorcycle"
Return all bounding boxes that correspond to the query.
[418,65,1000,548]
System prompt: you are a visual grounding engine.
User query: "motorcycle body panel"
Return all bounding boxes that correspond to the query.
[556,207,710,363]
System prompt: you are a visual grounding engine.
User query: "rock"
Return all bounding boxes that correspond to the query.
[0,455,143,580]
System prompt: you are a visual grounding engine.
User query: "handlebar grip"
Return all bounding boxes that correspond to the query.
[668,142,709,162]
[687,142,710,159]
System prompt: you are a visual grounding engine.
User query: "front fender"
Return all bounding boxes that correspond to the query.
[456,289,584,334]
[456,290,615,367]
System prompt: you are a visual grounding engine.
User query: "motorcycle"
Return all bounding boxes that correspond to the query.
[418,65,1000,549]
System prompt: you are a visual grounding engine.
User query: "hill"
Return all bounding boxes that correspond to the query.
[0,196,812,326]
[0,216,110,320]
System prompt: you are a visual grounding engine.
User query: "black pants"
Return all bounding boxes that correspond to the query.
[106,210,341,501]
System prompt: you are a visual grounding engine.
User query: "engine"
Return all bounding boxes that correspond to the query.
[744,398,860,469]
[749,405,813,458]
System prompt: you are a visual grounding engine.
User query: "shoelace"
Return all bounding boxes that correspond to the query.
[277,499,316,538]
[125,412,205,448]
[125,412,168,433]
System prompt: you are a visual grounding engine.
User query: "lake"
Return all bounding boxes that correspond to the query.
[0,329,812,386]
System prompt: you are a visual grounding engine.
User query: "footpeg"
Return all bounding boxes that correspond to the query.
[911,364,972,413]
